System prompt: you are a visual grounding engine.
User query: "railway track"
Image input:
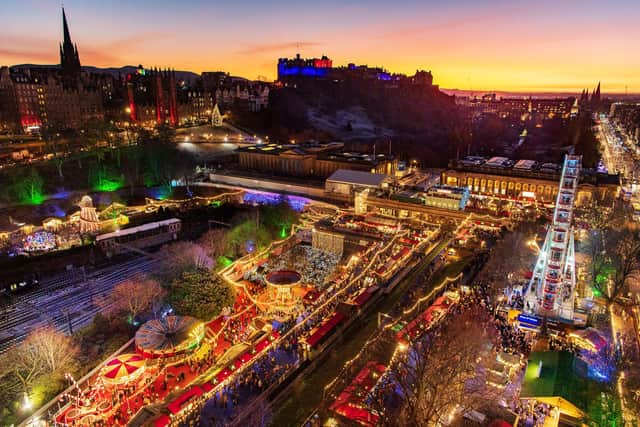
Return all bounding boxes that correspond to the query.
[0,257,161,354]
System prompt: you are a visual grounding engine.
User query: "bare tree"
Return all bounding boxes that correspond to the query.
[0,326,78,394]
[590,228,640,307]
[477,222,538,298]
[99,275,166,319]
[198,228,228,261]
[157,241,214,281]
[376,307,500,426]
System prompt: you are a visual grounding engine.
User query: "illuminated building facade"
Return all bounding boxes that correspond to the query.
[277,54,434,88]
[423,185,470,210]
[441,157,619,206]
[127,69,271,126]
[462,94,574,121]
[126,66,179,127]
[238,142,396,178]
[278,54,333,80]
[0,8,108,132]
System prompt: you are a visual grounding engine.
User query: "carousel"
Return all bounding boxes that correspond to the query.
[135,315,205,358]
[264,270,303,312]
[101,353,146,386]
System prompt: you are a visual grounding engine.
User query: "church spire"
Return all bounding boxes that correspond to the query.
[60,6,81,88]
[62,7,72,47]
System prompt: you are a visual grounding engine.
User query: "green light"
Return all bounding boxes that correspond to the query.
[94,180,123,192]
[218,256,233,267]
[210,200,222,208]
[23,191,45,205]
[91,167,124,192]
[280,224,289,238]
[13,170,45,205]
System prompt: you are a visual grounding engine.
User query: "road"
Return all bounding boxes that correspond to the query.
[0,256,161,353]
[597,115,636,184]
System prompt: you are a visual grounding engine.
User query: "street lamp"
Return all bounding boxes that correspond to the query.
[23,392,32,411]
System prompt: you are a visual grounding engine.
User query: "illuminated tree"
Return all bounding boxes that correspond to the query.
[587,392,624,427]
[8,168,45,205]
[376,307,500,426]
[167,270,234,320]
[41,127,67,179]
[477,221,539,298]
[226,219,271,257]
[99,275,166,320]
[0,326,78,394]
[88,162,124,192]
[590,228,640,307]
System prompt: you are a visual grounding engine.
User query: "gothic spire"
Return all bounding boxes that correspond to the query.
[62,7,72,47]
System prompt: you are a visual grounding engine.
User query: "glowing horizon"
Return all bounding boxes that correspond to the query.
[2,0,639,93]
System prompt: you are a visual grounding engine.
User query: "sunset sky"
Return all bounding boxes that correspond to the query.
[2,0,638,93]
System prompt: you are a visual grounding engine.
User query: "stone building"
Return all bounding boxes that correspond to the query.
[441,157,619,206]
[238,142,396,179]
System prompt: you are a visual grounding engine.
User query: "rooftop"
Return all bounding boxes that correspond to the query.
[327,169,390,187]
[521,351,596,415]
[237,142,394,165]
[449,156,620,186]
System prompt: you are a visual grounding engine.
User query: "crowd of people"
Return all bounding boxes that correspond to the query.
[513,400,558,427]
[49,215,436,427]
[262,245,341,289]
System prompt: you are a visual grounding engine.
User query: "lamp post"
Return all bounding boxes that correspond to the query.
[23,391,32,411]
[124,107,132,144]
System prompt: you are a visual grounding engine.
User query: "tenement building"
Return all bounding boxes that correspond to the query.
[237,142,396,178]
[457,94,575,121]
[441,156,619,205]
[0,8,108,132]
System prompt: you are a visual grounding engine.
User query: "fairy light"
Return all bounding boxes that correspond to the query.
[47,198,450,427]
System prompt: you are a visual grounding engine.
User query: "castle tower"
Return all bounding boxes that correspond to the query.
[59,8,81,86]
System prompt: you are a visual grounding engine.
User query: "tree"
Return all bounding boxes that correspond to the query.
[8,168,45,205]
[376,307,500,426]
[477,221,539,298]
[579,197,627,232]
[98,275,166,320]
[226,219,271,258]
[157,241,214,282]
[41,127,67,179]
[167,270,235,320]
[198,228,228,261]
[0,326,78,394]
[590,228,640,307]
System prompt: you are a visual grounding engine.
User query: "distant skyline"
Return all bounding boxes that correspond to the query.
[2,0,639,93]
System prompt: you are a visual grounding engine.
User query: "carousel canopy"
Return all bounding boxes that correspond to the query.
[102,353,145,384]
[135,315,204,357]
